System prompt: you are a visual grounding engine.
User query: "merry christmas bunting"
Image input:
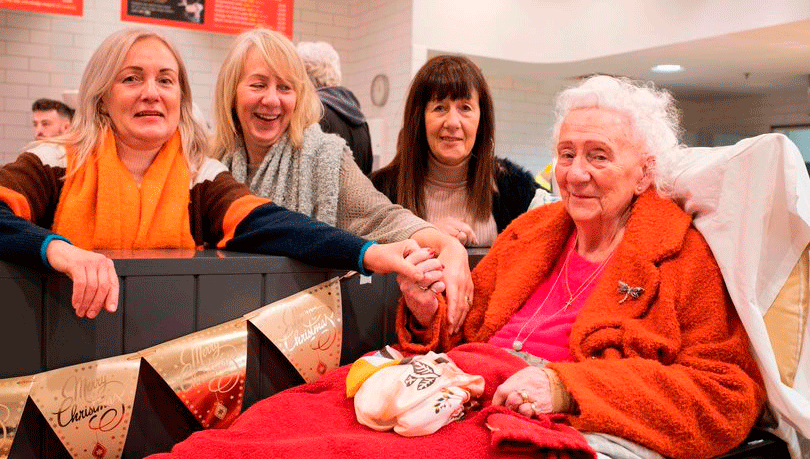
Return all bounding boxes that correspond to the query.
[143,317,248,429]
[0,276,345,459]
[28,356,141,459]
[246,276,342,383]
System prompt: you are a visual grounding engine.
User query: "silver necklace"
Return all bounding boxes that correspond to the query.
[511,247,613,352]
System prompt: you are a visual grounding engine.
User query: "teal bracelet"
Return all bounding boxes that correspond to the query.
[40,234,73,270]
[357,240,377,276]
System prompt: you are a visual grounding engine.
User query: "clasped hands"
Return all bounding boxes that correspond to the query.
[398,243,472,335]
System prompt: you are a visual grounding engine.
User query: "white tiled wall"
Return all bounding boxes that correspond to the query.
[486,74,565,175]
[344,0,413,168]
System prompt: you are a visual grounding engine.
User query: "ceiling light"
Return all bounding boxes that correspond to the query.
[650,64,684,73]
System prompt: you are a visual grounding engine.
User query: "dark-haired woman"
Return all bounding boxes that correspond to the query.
[371,55,540,248]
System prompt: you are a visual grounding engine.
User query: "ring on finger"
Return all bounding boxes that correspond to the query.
[455,228,463,237]
[418,285,429,291]
[518,389,532,404]
[464,295,472,306]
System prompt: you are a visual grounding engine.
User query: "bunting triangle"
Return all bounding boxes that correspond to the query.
[246,277,343,383]
[27,356,140,459]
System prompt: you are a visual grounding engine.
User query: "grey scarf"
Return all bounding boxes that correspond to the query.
[223,124,343,226]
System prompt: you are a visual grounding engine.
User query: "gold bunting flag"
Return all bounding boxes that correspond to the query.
[246,277,343,383]
[28,356,140,459]
[0,376,33,458]
[142,317,247,429]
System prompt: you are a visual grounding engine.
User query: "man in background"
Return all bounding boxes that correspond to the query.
[32,98,74,140]
[297,41,373,175]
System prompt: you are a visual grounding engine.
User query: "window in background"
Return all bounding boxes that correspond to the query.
[772,125,810,162]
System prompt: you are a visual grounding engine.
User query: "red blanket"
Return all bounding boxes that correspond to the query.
[149,343,595,459]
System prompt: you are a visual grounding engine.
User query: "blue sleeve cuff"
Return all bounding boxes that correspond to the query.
[40,234,72,270]
[357,240,377,276]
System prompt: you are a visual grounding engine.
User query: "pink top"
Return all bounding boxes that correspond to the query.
[488,234,609,361]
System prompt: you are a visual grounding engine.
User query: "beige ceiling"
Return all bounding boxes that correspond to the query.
[470,18,810,100]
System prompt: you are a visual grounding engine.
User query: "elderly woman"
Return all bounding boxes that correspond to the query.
[396,75,765,458]
[371,55,539,248]
[212,29,472,332]
[0,28,425,320]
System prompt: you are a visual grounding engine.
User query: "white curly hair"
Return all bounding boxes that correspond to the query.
[552,75,684,195]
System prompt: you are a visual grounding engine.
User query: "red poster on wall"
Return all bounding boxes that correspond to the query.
[0,0,82,16]
[121,0,293,37]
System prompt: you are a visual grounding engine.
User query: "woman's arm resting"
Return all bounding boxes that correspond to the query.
[46,240,119,319]
[228,202,425,278]
[0,201,118,319]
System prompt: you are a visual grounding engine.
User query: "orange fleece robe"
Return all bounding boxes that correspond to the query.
[397,190,765,459]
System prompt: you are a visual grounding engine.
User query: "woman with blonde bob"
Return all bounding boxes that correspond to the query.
[0,28,428,320]
[212,29,474,333]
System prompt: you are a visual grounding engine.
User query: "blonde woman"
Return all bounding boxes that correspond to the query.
[212,29,473,332]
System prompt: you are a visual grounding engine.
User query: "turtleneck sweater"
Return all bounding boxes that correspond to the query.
[423,154,497,247]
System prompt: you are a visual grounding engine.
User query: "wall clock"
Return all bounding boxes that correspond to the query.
[370,74,389,107]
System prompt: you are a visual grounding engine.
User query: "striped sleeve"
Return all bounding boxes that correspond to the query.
[189,158,267,246]
[0,145,69,269]
[227,202,372,273]
[190,158,371,273]
[0,145,66,227]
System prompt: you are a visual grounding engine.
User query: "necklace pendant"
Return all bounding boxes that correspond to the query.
[512,340,523,351]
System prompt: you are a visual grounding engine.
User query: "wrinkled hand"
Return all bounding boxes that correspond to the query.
[436,237,473,334]
[434,216,479,247]
[46,240,119,319]
[492,366,554,418]
[398,249,444,326]
[362,239,426,282]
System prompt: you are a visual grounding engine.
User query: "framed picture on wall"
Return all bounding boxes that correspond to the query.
[121,0,293,36]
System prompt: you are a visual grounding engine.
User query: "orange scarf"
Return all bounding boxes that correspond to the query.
[53,129,196,250]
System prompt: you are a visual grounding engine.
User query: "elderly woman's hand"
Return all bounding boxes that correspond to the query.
[435,237,473,334]
[434,216,479,247]
[46,240,119,319]
[492,367,555,418]
[398,249,445,326]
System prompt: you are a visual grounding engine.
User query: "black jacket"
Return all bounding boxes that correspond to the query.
[318,86,373,175]
[370,157,540,232]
